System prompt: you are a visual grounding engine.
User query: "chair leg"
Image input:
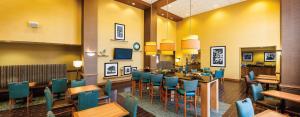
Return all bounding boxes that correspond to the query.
[131,81,135,96]
[140,82,143,99]
[194,96,197,117]
[164,90,168,111]
[27,96,30,107]
[150,85,153,104]
[184,94,187,117]
[9,99,11,110]
[175,92,178,113]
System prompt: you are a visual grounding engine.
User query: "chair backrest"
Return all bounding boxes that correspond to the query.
[71,79,86,88]
[78,90,99,111]
[191,69,198,73]
[164,76,178,88]
[132,71,142,80]
[44,87,53,111]
[47,111,56,117]
[142,72,151,81]
[203,67,211,73]
[183,80,198,92]
[185,65,189,73]
[214,70,223,79]
[104,80,112,98]
[179,66,183,72]
[235,98,254,117]
[201,72,211,76]
[249,71,255,81]
[124,95,138,117]
[8,81,29,99]
[52,78,68,94]
[251,83,264,101]
[150,74,163,83]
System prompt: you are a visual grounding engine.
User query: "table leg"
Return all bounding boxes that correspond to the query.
[200,83,210,117]
[266,84,269,90]
[280,99,286,113]
[211,80,219,112]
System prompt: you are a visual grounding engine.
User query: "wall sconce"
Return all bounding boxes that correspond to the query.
[175,58,180,62]
[85,51,96,56]
[73,60,82,80]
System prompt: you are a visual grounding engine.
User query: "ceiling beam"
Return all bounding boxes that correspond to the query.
[115,0,150,10]
[153,0,176,8]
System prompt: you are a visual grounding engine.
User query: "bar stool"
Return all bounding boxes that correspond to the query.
[149,74,163,104]
[140,72,151,99]
[131,71,142,96]
[161,76,178,111]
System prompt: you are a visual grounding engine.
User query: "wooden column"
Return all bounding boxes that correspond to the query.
[82,0,98,85]
[200,80,219,117]
[144,7,157,70]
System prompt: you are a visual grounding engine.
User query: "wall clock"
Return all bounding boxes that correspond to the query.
[133,42,140,51]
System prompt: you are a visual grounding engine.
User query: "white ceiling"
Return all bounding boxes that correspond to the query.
[142,0,159,4]
[143,0,245,18]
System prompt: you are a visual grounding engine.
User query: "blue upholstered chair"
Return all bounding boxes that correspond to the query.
[251,83,280,110]
[149,74,163,104]
[47,111,55,117]
[131,71,142,96]
[124,95,138,117]
[245,71,257,94]
[175,80,198,117]
[179,66,183,73]
[249,71,255,81]
[52,78,68,98]
[214,69,224,83]
[8,81,30,110]
[235,98,254,117]
[140,72,151,99]
[185,65,189,74]
[203,67,211,73]
[77,90,99,111]
[162,76,178,111]
[44,87,73,115]
[191,69,198,73]
[99,80,112,103]
[71,79,86,88]
[201,72,211,76]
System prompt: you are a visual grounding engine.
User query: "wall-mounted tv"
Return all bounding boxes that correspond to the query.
[113,48,133,60]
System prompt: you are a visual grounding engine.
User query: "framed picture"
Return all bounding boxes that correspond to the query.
[115,23,125,40]
[124,66,131,75]
[264,52,276,62]
[131,67,137,71]
[242,52,253,62]
[104,63,118,77]
[210,46,226,67]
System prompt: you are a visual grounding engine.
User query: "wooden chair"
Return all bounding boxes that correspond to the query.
[8,81,30,110]
[44,87,73,115]
[99,80,112,104]
[149,74,163,104]
[251,83,280,111]
[140,72,151,99]
[245,75,257,95]
[161,76,178,111]
[131,71,142,96]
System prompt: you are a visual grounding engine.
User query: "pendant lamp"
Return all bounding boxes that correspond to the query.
[145,0,157,56]
[160,0,175,55]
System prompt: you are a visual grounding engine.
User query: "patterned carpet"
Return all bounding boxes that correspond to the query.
[119,89,230,117]
[0,97,45,111]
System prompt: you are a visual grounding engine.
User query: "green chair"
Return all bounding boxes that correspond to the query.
[235,98,254,117]
[52,78,68,99]
[124,95,138,117]
[8,81,30,110]
[162,76,178,111]
[140,72,151,99]
[77,90,99,111]
[251,83,280,111]
[47,111,55,117]
[99,80,112,103]
[175,80,198,117]
[44,87,73,115]
[203,67,211,73]
[149,74,163,104]
[131,71,142,96]
[71,79,86,88]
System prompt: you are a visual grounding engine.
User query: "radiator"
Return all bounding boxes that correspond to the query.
[0,64,67,88]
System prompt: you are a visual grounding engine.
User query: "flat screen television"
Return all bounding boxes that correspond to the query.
[114,48,133,60]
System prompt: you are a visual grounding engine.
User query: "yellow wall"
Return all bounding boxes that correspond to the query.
[0,0,81,45]
[176,0,280,79]
[97,0,144,83]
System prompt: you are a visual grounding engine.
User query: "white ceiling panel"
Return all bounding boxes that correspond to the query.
[141,0,159,4]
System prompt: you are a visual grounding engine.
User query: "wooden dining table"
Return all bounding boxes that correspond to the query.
[255,109,288,117]
[261,90,300,113]
[256,75,277,80]
[73,102,129,117]
[68,85,100,96]
[255,79,280,90]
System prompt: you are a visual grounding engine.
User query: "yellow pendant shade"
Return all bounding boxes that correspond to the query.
[181,35,200,54]
[160,42,175,55]
[145,42,157,55]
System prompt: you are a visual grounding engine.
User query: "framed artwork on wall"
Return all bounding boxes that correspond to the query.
[115,23,125,40]
[264,52,276,62]
[131,67,137,71]
[124,66,131,75]
[242,52,253,62]
[210,46,226,67]
[104,63,118,77]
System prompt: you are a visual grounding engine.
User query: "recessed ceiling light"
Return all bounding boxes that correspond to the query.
[131,2,136,5]
[161,14,164,16]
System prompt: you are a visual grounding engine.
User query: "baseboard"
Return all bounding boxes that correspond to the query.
[224,77,241,82]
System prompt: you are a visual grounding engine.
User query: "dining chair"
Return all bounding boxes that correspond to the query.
[162,76,178,111]
[251,83,280,111]
[71,79,86,88]
[203,67,211,73]
[51,78,68,99]
[131,71,142,96]
[175,80,198,117]
[77,90,99,111]
[245,72,257,95]
[249,71,255,80]
[149,74,163,104]
[47,111,55,117]
[191,69,198,73]
[8,81,30,110]
[214,70,224,83]
[99,80,112,104]
[140,72,151,99]
[124,95,138,117]
[179,66,183,73]
[44,87,73,115]
[235,98,254,117]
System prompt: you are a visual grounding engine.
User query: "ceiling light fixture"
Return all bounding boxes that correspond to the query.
[145,0,157,56]
[131,2,136,6]
[160,0,175,55]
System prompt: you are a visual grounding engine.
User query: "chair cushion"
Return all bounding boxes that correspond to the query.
[163,86,176,90]
[152,82,161,86]
[177,89,195,96]
[142,79,150,83]
[235,98,255,117]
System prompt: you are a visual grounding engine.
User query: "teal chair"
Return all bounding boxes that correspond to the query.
[47,111,55,117]
[131,71,142,96]
[162,76,178,111]
[179,66,183,73]
[44,87,73,115]
[71,79,86,88]
[251,83,280,110]
[214,70,224,83]
[77,90,99,111]
[8,81,30,110]
[185,65,189,74]
[149,74,163,104]
[140,72,151,99]
[175,80,198,117]
[191,69,198,73]
[203,67,211,73]
[201,72,211,76]
[99,80,112,103]
[124,95,138,117]
[235,98,254,117]
[52,78,68,98]
[249,71,255,81]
